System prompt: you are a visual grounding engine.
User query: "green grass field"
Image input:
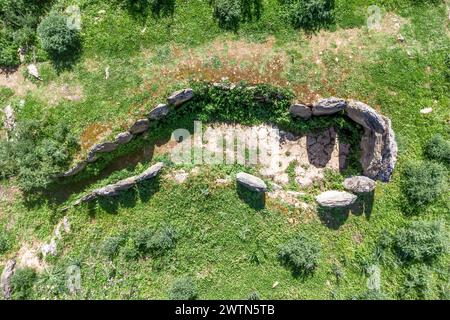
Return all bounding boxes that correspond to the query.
[0,0,449,300]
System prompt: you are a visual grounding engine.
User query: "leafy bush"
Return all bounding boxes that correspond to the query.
[278,232,321,275]
[0,0,51,67]
[37,12,80,59]
[0,119,78,191]
[354,289,389,300]
[401,265,432,299]
[424,134,450,165]
[169,277,198,300]
[10,267,37,299]
[212,0,262,30]
[401,161,448,208]
[100,235,127,259]
[393,220,447,263]
[132,225,177,256]
[0,234,10,254]
[280,0,335,30]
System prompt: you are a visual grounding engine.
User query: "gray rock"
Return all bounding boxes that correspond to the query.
[129,119,149,134]
[312,97,347,116]
[316,190,357,208]
[346,101,386,134]
[3,105,16,131]
[62,161,87,177]
[41,239,57,257]
[167,88,194,107]
[360,116,397,182]
[86,151,99,163]
[114,131,133,144]
[290,103,312,119]
[148,104,169,120]
[236,172,268,192]
[135,162,164,182]
[27,63,41,80]
[1,259,16,299]
[343,176,376,193]
[90,142,118,153]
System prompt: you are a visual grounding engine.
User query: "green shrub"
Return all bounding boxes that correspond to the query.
[424,134,450,165]
[354,289,389,300]
[278,232,321,275]
[100,235,127,259]
[212,0,262,30]
[169,277,198,300]
[401,265,432,299]
[37,12,80,58]
[132,226,177,256]
[280,0,335,30]
[401,161,448,208]
[393,221,447,263]
[0,234,10,254]
[0,119,78,191]
[10,267,37,299]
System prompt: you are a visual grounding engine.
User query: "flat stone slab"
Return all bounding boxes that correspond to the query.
[346,101,386,134]
[1,259,16,299]
[312,98,347,116]
[343,176,376,193]
[148,103,169,120]
[114,131,133,144]
[167,88,194,107]
[236,172,267,192]
[90,142,118,153]
[290,103,312,119]
[135,162,164,182]
[316,190,357,208]
[129,119,149,134]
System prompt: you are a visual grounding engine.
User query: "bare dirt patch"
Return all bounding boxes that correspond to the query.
[0,68,36,96]
[80,123,113,152]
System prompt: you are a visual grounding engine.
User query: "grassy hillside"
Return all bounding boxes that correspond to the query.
[0,0,449,300]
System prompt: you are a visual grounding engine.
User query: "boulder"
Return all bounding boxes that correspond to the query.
[312,97,347,116]
[90,141,118,153]
[236,172,268,192]
[135,162,164,182]
[129,119,149,134]
[343,176,376,193]
[360,116,397,182]
[3,105,16,131]
[316,190,357,208]
[41,239,57,257]
[167,88,194,107]
[27,64,41,80]
[346,101,386,134]
[114,131,133,144]
[148,103,169,120]
[290,103,312,119]
[62,161,87,177]
[1,259,16,299]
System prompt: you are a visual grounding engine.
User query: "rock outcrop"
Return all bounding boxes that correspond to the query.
[316,190,357,208]
[167,88,194,107]
[290,103,312,119]
[3,105,16,132]
[236,172,267,193]
[343,176,376,193]
[114,132,133,144]
[346,101,386,134]
[129,119,149,134]
[312,98,347,116]
[75,162,164,205]
[1,259,16,299]
[148,104,169,120]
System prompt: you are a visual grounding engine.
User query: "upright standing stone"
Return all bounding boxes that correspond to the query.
[236,172,268,192]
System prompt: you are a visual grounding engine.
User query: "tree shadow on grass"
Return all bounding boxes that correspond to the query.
[124,0,175,22]
[236,183,266,210]
[49,41,83,74]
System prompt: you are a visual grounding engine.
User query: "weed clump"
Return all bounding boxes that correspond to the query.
[278,232,321,275]
[169,277,198,300]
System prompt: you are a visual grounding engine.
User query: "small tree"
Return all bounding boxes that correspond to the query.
[169,277,198,300]
[280,0,335,31]
[213,0,242,31]
[393,220,447,263]
[424,134,450,165]
[37,12,80,59]
[278,232,321,275]
[401,161,448,209]
[10,267,37,300]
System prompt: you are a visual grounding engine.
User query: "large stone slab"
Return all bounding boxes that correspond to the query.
[343,176,376,193]
[346,101,386,134]
[290,103,312,119]
[1,259,16,299]
[312,98,347,116]
[129,119,149,134]
[90,142,118,153]
[135,162,164,182]
[316,190,357,208]
[114,131,133,144]
[148,103,169,120]
[236,172,268,193]
[61,161,87,177]
[167,88,194,107]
